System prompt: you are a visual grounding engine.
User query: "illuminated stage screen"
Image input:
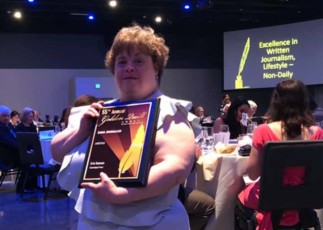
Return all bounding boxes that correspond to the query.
[223,19,323,90]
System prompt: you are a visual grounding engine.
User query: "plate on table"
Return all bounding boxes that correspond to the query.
[214,142,238,155]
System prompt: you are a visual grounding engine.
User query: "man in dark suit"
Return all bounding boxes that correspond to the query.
[195,106,214,127]
[0,105,20,168]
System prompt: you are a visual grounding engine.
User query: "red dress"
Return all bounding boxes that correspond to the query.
[238,124,323,230]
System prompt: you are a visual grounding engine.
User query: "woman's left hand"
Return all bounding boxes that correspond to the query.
[81,172,122,203]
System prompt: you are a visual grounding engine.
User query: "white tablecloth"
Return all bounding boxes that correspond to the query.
[316,210,323,229]
[39,138,60,189]
[186,152,249,230]
[40,138,60,165]
[40,139,52,163]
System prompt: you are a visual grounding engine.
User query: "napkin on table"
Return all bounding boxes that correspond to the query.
[196,154,219,181]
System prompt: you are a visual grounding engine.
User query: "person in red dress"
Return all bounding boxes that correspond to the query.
[238,79,323,230]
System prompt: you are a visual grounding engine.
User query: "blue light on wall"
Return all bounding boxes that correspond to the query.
[88,13,95,21]
[183,3,192,11]
[95,83,101,89]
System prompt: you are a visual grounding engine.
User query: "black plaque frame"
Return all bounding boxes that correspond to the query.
[79,99,159,187]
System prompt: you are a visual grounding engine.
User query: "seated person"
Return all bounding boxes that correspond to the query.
[0,106,37,193]
[178,145,215,230]
[195,106,213,126]
[179,185,215,230]
[58,107,71,130]
[59,95,99,130]
[45,115,51,125]
[15,107,39,192]
[247,100,257,120]
[238,79,323,229]
[16,107,37,133]
[0,105,20,168]
[73,94,99,107]
[9,110,20,129]
[213,96,250,139]
[219,94,231,116]
[53,114,60,125]
[33,110,44,127]
[247,100,264,125]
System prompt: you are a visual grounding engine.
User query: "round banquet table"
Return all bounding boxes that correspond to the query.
[186,151,250,230]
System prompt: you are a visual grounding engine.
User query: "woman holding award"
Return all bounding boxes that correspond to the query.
[51,24,198,229]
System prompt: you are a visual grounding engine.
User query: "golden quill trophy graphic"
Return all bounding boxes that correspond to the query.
[118,124,145,178]
[235,37,250,89]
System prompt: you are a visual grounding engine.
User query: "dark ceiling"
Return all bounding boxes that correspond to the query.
[1,0,323,36]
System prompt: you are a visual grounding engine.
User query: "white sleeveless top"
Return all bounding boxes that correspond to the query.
[57,91,200,227]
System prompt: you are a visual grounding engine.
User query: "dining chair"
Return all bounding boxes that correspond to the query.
[259,140,323,229]
[16,132,60,200]
[0,165,21,187]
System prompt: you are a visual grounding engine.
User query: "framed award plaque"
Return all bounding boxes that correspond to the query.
[79,99,160,187]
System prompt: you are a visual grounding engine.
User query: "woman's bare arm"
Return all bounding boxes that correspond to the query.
[81,110,196,204]
[247,146,262,180]
[51,103,102,163]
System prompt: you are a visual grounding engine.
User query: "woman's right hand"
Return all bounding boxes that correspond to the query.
[79,102,104,136]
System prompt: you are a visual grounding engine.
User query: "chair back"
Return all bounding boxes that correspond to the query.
[16,132,44,165]
[259,140,323,211]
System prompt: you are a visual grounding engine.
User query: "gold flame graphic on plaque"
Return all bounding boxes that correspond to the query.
[235,37,250,89]
[118,124,145,178]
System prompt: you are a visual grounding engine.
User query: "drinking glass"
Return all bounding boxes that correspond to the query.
[219,124,230,144]
[247,122,257,137]
[220,124,229,133]
[201,127,215,155]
